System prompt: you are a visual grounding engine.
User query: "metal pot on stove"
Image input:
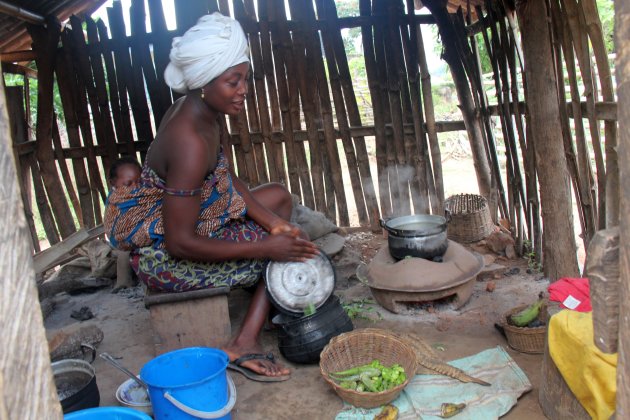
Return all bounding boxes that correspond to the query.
[380,214,449,260]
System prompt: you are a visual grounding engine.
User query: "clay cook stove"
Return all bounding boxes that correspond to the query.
[359,240,484,314]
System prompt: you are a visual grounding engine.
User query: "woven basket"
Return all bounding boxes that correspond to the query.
[444,194,494,243]
[319,328,417,408]
[502,304,548,354]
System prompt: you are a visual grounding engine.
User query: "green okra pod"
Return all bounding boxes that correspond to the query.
[360,372,379,392]
[330,365,381,377]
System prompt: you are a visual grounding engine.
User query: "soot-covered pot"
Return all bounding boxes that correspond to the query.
[52,358,100,414]
[380,214,449,260]
[273,295,354,364]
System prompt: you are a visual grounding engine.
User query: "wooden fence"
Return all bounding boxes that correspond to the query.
[1,0,618,259]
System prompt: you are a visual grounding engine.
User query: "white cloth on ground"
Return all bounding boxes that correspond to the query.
[164,12,250,93]
[336,346,531,420]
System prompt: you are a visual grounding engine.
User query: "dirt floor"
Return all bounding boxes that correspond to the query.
[44,229,550,419]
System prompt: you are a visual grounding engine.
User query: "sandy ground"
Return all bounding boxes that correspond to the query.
[44,230,550,419]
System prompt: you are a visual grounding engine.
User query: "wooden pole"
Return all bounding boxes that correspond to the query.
[237,1,287,186]
[614,0,630,414]
[129,0,167,128]
[316,0,370,226]
[146,0,174,109]
[289,0,349,225]
[515,0,579,280]
[28,19,77,239]
[95,20,130,157]
[360,0,392,219]
[85,17,119,176]
[108,1,154,158]
[422,0,492,200]
[55,48,97,228]
[561,0,606,232]
[414,12,444,215]
[60,29,107,222]
[474,6,506,223]
[269,0,325,213]
[373,0,399,218]
[549,0,596,250]
[0,65,63,420]
[581,0,618,227]
[5,86,39,251]
[99,15,135,158]
[321,0,380,230]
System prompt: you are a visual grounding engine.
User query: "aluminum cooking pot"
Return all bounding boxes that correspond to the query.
[265,251,336,315]
[52,358,100,414]
[380,214,449,260]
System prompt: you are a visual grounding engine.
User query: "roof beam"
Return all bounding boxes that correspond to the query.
[0,1,45,25]
[0,49,36,63]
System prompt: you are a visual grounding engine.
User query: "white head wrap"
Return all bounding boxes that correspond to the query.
[164,12,250,93]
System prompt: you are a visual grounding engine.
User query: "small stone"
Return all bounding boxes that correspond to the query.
[504,267,521,276]
[486,281,496,292]
[436,317,451,332]
[477,263,507,281]
[70,306,94,321]
[483,254,496,265]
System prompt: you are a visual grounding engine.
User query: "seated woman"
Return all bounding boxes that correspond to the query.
[105,13,319,380]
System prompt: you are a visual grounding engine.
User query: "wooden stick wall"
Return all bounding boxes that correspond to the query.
[431,0,617,261]
[4,0,618,256]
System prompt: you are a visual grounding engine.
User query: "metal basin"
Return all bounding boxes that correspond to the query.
[380,214,449,260]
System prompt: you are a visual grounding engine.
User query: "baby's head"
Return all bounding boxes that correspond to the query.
[109,157,142,189]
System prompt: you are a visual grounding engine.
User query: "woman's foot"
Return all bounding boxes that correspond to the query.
[222,341,290,378]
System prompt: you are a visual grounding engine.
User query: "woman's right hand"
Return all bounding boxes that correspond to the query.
[261,233,320,262]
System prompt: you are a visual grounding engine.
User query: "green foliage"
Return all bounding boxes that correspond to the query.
[597,0,614,54]
[334,0,359,17]
[3,72,65,125]
[342,27,362,55]
[347,56,367,80]
[334,0,361,55]
[474,33,492,75]
[523,240,542,273]
[341,298,383,322]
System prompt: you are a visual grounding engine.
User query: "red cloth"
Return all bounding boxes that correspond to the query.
[547,277,591,312]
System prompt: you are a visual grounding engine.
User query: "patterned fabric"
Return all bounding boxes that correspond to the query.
[130,219,268,292]
[104,151,246,251]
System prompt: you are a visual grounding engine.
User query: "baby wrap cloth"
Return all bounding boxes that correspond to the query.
[164,12,250,93]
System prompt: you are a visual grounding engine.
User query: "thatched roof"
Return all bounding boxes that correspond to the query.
[0,0,107,54]
[0,0,493,58]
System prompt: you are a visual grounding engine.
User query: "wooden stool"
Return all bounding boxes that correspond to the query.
[144,287,231,355]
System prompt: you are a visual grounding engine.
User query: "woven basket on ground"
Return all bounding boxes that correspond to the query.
[319,328,417,408]
[502,304,548,354]
[444,193,494,243]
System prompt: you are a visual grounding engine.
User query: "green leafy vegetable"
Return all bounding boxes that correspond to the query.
[329,360,407,393]
[341,298,383,322]
[303,302,316,316]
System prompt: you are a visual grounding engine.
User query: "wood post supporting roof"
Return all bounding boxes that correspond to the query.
[615,0,630,414]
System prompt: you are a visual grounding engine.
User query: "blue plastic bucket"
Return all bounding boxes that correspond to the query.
[140,347,236,420]
[64,406,152,419]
